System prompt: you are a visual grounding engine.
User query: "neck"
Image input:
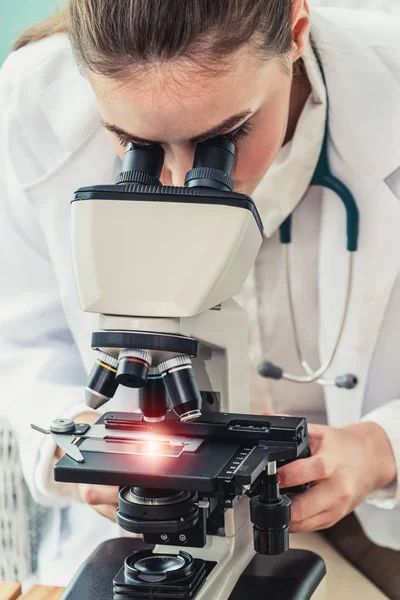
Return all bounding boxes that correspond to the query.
[283,59,312,146]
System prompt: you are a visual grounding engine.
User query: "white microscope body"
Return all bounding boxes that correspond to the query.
[71,167,265,598]
[51,139,384,600]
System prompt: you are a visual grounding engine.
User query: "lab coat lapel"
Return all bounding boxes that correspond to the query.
[311,11,400,425]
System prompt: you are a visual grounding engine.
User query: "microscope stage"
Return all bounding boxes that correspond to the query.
[55,438,244,493]
[54,411,307,496]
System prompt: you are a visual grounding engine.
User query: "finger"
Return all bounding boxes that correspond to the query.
[79,484,119,506]
[289,479,339,524]
[289,510,334,533]
[306,424,329,454]
[278,452,334,488]
[91,503,118,522]
[307,423,329,438]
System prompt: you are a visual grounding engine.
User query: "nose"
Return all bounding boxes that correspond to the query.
[161,145,196,187]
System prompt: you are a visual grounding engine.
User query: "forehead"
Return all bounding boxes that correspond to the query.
[89,52,286,143]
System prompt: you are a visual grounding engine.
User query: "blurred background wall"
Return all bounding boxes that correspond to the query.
[0,0,58,63]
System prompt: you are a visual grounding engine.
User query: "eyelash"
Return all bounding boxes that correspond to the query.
[222,121,253,144]
[115,120,253,148]
[116,133,144,148]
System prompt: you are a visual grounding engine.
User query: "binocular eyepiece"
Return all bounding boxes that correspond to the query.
[115,136,236,192]
[85,136,236,424]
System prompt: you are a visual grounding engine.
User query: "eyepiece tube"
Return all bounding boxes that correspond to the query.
[184,136,235,191]
[192,137,235,174]
[115,142,164,185]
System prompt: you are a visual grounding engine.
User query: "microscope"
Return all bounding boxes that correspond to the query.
[33,138,326,599]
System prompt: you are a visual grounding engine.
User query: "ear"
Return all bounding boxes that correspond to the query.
[291,0,310,62]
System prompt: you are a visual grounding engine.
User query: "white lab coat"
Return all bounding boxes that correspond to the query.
[0,7,400,587]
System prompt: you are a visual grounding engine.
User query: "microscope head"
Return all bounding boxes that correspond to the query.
[71,137,262,318]
[70,137,263,421]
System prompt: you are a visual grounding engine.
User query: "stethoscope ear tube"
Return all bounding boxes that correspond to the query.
[280,140,360,252]
[258,361,283,380]
[333,374,358,389]
[258,361,358,390]
[261,50,359,391]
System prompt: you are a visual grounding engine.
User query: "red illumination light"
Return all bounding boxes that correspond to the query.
[143,441,162,455]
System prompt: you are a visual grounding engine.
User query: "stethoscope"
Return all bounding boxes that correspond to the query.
[258,49,360,390]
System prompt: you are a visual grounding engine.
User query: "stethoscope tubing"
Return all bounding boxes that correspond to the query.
[282,246,354,383]
[272,43,359,387]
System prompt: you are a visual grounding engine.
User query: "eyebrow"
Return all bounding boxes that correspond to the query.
[101,110,253,145]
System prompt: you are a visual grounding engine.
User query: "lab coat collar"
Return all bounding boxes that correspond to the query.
[311,9,400,183]
[251,39,327,238]
[39,43,101,156]
[311,10,400,425]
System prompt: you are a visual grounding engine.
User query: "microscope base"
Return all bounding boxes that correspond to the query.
[61,538,325,600]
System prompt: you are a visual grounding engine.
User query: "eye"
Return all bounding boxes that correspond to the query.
[223,120,253,144]
[116,133,151,149]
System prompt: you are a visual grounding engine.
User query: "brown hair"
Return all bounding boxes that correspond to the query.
[13,1,293,79]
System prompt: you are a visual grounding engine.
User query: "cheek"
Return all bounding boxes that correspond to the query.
[107,132,126,159]
[233,104,290,196]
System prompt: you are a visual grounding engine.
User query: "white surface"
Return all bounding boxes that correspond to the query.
[312,0,399,14]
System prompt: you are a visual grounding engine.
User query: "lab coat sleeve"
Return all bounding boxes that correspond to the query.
[361,402,400,509]
[0,58,96,508]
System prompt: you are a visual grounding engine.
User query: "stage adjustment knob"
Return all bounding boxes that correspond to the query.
[250,463,291,555]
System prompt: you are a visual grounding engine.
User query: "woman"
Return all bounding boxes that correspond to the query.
[1,0,400,595]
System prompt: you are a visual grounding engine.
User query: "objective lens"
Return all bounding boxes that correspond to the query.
[85,352,119,409]
[116,349,152,388]
[139,367,169,422]
[115,142,165,186]
[158,356,202,421]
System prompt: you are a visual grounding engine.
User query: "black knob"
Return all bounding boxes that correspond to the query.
[253,523,290,555]
[250,469,291,555]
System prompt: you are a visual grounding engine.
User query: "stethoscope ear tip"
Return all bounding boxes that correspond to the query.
[257,361,283,380]
[334,374,358,389]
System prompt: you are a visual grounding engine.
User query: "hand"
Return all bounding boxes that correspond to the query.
[54,411,119,521]
[277,421,396,533]
[79,484,119,522]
